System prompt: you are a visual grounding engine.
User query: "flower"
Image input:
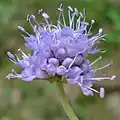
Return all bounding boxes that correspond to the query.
[7,4,115,98]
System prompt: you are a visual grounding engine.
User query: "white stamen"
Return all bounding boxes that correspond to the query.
[77,82,99,94]
[18,26,30,36]
[29,15,42,30]
[111,75,116,80]
[76,18,81,29]
[88,34,107,45]
[26,15,34,29]
[18,48,28,58]
[30,15,36,19]
[93,63,111,72]
[74,8,79,16]
[18,26,25,32]
[61,11,66,26]
[33,25,37,33]
[83,8,86,21]
[42,12,49,19]
[68,6,73,11]
[99,28,103,35]
[26,14,30,21]
[58,8,63,12]
[91,20,95,24]
[12,69,18,75]
[41,12,51,31]
[46,24,58,30]
[87,20,95,34]
[80,12,83,18]
[90,56,102,66]
[70,13,76,28]
[88,77,112,81]
[38,9,43,14]
[100,87,105,98]
[7,52,14,59]
[87,87,99,93]
[68,6,72,27]
[58,4,66,27]
[68,53,79,68]
[57,11,62,29]
[100,50,107,53]
[57,21,64,27]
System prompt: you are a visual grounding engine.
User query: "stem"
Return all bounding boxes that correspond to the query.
[56,82,79,120]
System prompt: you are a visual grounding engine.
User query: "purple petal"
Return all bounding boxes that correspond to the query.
[57,66,67,75]
[35,68,48,79]
[60,26,74,36]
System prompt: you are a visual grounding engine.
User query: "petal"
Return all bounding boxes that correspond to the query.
[74,55,84,65]
[55,48,66,61]
[57,65,67,75]
[35,68,48,79]
[22,75,36,81]
[45,64,56,76]
[48,58,59,67]
[67,75,80,84]
[60,26,74,36]
[62,57,73,68]
[24,35,36,43]
[80,87,93,96]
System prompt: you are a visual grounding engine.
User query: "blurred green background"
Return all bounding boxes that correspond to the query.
[0,0,120,120]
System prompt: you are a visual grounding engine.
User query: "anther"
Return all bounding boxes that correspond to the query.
[42,13,49,19]
[100,87,105,98]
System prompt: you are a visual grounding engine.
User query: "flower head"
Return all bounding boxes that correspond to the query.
[7,4,115,98]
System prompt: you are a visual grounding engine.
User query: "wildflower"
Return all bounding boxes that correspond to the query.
[7,4,115,98]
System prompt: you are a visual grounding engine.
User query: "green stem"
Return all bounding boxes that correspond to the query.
[56,82,79,120]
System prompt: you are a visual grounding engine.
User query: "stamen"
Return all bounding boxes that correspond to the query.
[88,34,107,46]
[7,52,16,63]
[45,24,58,31]
[87,20,95,34]
[26,15,34,29]
[68,6,73,25]
[92,63,111,72]
[98,28,103,36]
[68,53,79,68]
[111,75,116,80]
[12,69,18,75]
[18,26,30,36]
[18,48,28,58]
[58,4,66,27]
[77,82,99,94]
[38,9,43,14]
[76,13,83,30]
[42,12,49,19]
[33,25,37,33]
[68,6,73,12]
[88,76,115,81]
[57,4,63,29]
[87,86,99,93]
[83,8,86,21]
[27,14,41,31]
[6,70,19,79]
[42,12,51,31]
[76,17,80,29]
[100,87,105,98]
[74,8,79,16]
[57,21,64,28]
[100,50,107,53]
[90,56,102,66]
[61,11,66,26]
[68,6,74,27]
[70,13,76,28]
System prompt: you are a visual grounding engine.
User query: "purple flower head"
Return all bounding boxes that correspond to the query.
[7,4,116,98]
